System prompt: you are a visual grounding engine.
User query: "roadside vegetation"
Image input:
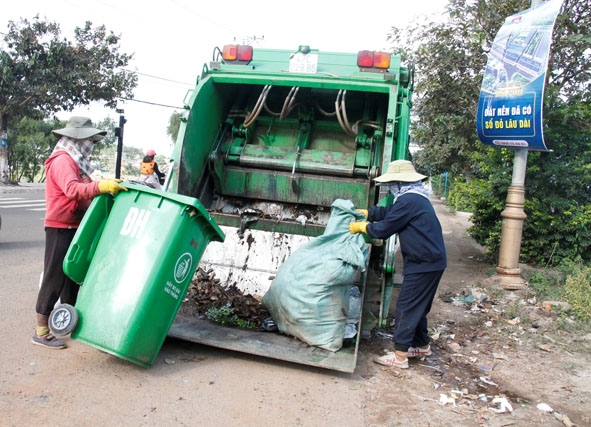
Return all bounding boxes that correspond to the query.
[390,0,590,329]
[1,1,589,319]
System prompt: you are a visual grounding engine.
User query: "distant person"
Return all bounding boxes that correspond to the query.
[349,160,447,368]
[139,149,165,189]
[32,116,127,349]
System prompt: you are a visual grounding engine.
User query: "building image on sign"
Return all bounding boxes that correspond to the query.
[483,25,553,96]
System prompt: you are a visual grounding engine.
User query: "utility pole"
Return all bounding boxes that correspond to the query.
[493,0,544,290]
[0,130,7,184]
[114,109,126,179]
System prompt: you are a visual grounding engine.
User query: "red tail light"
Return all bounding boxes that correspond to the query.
[357,50,374,68]
[237,45,253,61]
[357,50,391,70]
[222,44,253,64]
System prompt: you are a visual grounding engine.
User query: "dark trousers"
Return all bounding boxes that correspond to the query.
[36,228,79,316]
[393,269,445,352]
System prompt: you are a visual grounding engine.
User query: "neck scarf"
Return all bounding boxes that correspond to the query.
[52,136,95,176]
[389,181,431,200]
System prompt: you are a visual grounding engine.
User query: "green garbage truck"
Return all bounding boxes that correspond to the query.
[167,44,415,372]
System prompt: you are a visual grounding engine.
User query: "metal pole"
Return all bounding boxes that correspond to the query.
[0,131,7,184]
[493,0,542,289]
[495,148,528,289]
[114,110,126,179]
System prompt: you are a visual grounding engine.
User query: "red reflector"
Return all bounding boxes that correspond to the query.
[374,51,391,69]
[357,50,374,68]
[237,45,253,61]
[222,45,238,61]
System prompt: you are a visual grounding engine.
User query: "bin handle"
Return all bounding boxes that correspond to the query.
[66,244,81,263]
[62,194,113,285]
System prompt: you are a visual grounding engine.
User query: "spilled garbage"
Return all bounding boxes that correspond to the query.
[367,284,585,425]
[179,267,271,329]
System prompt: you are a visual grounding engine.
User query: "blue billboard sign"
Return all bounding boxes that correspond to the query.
[476,0,563,151]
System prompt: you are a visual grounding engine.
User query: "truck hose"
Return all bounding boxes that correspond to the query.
[280,86,299,120]
[340,90,355,135]
[244,85,272,127]
[335,90,354,135]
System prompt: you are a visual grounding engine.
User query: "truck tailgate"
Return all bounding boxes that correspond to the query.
[168,314,361,373]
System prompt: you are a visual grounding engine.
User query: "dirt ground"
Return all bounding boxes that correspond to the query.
[1,190,590,426]
[358,199,591,427]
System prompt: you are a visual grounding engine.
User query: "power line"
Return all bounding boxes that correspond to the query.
[119,97,184,109]
[169,0,235,34]
[121,68,194,87]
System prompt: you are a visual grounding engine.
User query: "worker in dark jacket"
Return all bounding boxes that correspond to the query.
[349,160,447,368]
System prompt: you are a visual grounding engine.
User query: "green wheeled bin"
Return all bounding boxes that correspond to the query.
[62,183,225,367]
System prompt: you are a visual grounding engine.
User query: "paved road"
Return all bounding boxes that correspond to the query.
[0,196,45,211]
[0,185,45,248]
[0,183,490,427]
[0,182,367,427]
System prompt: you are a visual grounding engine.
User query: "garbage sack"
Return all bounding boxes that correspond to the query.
[262,199,368,352]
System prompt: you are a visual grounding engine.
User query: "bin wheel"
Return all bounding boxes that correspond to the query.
[49,304,78,336]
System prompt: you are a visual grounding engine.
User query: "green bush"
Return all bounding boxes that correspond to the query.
[520,197,591,266]
[524,262,591,323]
[465,100,591,267]
[467,175,508,263]
[563,263,591,322]
[430,173,450,198]
[448,178,491,213]
[525,269,564,301]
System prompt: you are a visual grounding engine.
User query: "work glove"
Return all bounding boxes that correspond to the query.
[356,209,368,217]
[98,179,128,195]
[349,221,368,234]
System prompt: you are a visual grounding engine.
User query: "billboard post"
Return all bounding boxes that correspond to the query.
[495,149,528,289]
[476,0,562,289]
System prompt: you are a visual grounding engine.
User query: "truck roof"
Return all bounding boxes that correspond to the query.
[204,46,411,92]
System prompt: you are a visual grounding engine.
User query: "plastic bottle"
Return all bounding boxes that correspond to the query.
[344,286,362,339]
[347,286,361,321]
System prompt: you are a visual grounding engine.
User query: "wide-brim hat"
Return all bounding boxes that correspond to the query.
[374,160,427,183]
[52,116,107,141]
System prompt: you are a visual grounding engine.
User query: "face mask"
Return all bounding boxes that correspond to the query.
[388,183,400,196]
[78,138,95,159]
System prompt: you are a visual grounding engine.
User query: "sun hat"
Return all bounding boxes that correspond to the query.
[146,149,156,156]
[52,116,107,141]
[374,160,427,183]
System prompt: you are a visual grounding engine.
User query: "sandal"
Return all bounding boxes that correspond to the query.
[31,333,66,349]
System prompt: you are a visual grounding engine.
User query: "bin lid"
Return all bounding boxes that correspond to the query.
[122,183,225,242]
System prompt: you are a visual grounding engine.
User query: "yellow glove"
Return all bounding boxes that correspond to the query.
[98,179,128,195]
[356,209,368,217]
[349,221,368,234]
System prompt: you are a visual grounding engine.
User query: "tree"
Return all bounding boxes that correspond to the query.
[167,111,183,144]
[390,0,591,265]
[0,16,138,182]
[8,116,118,183]
[389,0,531,177]
[11,117,55,182]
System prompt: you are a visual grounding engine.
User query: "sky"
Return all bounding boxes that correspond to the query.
[1,0,447,157]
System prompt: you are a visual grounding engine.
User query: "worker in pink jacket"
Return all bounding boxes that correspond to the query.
[32,117,127,349]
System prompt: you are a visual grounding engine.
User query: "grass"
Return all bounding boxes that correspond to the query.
[205,306,257,329]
